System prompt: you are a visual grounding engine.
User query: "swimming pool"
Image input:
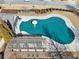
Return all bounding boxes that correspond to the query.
[19,16,75,44]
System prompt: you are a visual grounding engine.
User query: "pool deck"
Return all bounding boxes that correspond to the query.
[15,8,79,58]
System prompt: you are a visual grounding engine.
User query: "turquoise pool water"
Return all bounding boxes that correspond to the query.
[20,17,75,44]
